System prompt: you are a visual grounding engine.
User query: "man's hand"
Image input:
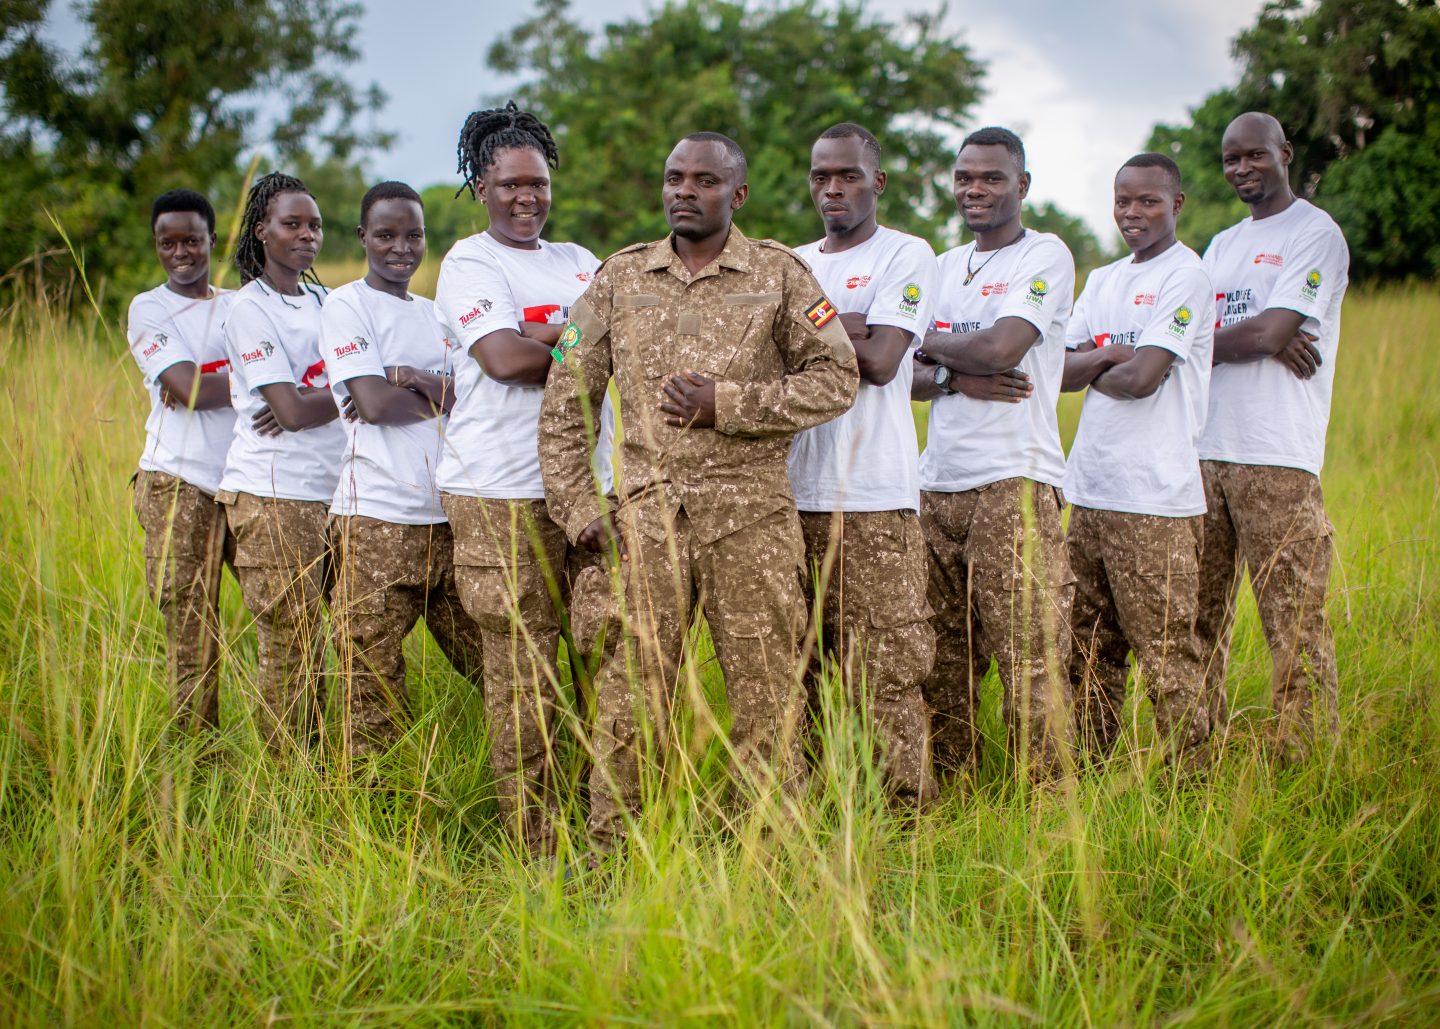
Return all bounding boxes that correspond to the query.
[954,368,1034,403]
[252,405,283,437]
[838,311,870,341]
[659,370,717,428]
[578,515,627,560]
[1275,330,1322,380]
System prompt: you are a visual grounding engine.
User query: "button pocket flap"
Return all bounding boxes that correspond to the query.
[615,293,662,308]
[723,292,782,306]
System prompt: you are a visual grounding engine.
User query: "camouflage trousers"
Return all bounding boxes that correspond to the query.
[920,479,1074,782]
[1067,507,1210,764]
[443,494,610,856]
[800,509,936,806]
[220,490,331,755]
[1197,462,1338,761]
[328,516,485,760]
[134,470,232,734]
[589,503,809,853]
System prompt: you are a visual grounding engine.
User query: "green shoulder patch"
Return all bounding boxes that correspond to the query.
[551,322,582,364]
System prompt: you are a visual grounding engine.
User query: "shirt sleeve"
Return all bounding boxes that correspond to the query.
[127,293,198,386]
[1136,265,1213,363]
[994,237,1076,338]
[865,239,939,342]
[1065,279,1096,351]
[224,296,296,392]
[319,291,386,398]
[712,258,860,437]
[540,268,616,544]
[434,247,520,347]
[1264,223,1350,331]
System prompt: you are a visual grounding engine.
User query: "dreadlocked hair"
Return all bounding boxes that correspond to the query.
[233,171,323,288]
[454,100,559,200]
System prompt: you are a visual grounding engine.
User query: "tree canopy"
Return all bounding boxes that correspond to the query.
[0,0,388,304]
[482,0,984,255]
[1148,0,1440,278]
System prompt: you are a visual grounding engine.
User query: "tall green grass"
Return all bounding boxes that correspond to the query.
[0,290,1436,1025]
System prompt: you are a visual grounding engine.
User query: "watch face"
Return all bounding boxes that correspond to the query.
[933,365,952,389]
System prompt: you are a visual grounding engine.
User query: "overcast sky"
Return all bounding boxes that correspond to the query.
[48,0,1268,244]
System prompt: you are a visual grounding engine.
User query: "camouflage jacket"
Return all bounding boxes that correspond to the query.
[540,226,859,546]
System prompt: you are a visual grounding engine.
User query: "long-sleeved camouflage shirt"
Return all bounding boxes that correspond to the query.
[540,226,859,547]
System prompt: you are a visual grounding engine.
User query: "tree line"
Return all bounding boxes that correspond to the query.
[3,0,1434,315]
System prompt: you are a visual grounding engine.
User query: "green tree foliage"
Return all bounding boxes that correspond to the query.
[0,0,389,306]
[484,0,984,256]
[1020,201,1111,278]
[1147,0,1440,278]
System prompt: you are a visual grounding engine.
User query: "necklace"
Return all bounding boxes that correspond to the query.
[259,273,308,309]
[963,228,1027,286]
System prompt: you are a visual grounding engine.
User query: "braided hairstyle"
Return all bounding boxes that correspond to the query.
[233,171,322,286]
[454,100,559,200]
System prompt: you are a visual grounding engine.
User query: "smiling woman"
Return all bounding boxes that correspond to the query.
[216,171,345,756]
[433,101,617,857]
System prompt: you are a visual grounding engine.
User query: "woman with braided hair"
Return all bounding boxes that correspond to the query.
[217,171,344,756]
[434,101,615,856]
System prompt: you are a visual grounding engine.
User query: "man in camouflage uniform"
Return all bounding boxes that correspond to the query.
[539,132,859,852]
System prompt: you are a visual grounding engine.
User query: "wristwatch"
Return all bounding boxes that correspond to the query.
[933,365,958,395]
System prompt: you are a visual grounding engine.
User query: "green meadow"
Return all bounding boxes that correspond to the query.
[0,287,1436,1025]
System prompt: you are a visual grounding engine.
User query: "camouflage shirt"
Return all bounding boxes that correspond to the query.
[540,226,859,546]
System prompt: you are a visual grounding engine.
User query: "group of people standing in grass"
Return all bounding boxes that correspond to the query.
[129,101,1347,858]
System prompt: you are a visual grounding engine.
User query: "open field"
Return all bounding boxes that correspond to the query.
[0,288,1436,1025]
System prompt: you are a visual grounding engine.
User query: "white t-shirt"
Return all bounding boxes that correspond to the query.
[920,231,1075,493]
[218,279,345,502]
[788,226,937,512]
[322,279,459,524]
[127,284,238,494]
[1199,199,1349,474]
[1063,242,1214,517]
[433,233,615,499]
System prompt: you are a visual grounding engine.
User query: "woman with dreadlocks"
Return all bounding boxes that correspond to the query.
[217,171,344,756]
[434,101,615,856]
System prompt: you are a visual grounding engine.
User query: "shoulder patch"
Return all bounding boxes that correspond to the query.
[805,297,838,329]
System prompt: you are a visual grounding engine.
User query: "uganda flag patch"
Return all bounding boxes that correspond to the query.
[805,297,837,329]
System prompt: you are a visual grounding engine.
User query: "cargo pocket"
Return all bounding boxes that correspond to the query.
[864,512,934,629]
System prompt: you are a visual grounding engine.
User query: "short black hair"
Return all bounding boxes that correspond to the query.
[455,101,559,201]
[817,122,881,164]
[679,131,747,182]
[360,181,423,227]
[1119,152,1183,194]
[959,126,1026,173]
[151,189,216,233]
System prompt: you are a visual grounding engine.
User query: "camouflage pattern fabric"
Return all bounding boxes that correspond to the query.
[1197,461,1338,762]
[443,494,609,856]
[134,470,231,734]
[1067,506,1211,765]
[587,505,810,852]
[220,490,331,755]
[328,515,484,760]
[920,478,1074,782]
[540,226,859,851]
[799,509,936,806]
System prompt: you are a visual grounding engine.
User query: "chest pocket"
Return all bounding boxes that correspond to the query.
[612,293,667,381]
[697,291,783,381]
